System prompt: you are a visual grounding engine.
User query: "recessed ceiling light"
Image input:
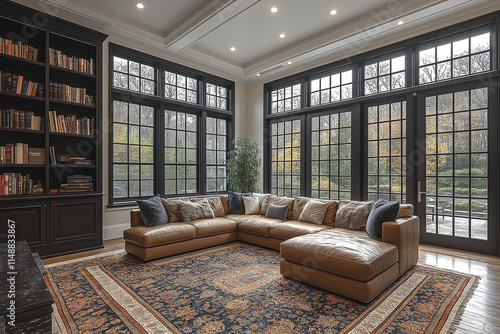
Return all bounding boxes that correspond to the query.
[288,61,292,65]
[279,33,286,39]
[137,3,144,9]
[330,9,337,16]
[256,73,261,77]
[271,7,278,13]
[398,20,404,25]
[230,47,236,52]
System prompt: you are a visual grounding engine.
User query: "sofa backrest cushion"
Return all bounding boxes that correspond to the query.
[366,199,400,241]
[335,200,374,230]
[227,191,252,214]
[161,198,190,223]
[220,195,229,215]
[259,194,277,215]
[292,197,339,225]
[137,195,168,227]
[298,200,330,225]
[265,204,288,220]
[270,196,295,220]
[243,195,261,215]
[397,203,414,218]
[292,197,309,220]
[178,200,215,223]
[191,197,225,217]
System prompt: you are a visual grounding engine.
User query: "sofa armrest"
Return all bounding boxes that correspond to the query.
[130,209,145,227]
[382,216,420,275]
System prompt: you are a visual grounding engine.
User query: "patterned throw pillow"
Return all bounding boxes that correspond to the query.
[177,200,215,223]
[335,201,374,230]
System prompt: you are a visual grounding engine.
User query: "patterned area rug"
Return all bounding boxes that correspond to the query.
[45,243,477,333]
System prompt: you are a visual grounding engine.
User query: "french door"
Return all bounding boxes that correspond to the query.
[415,82,498,254]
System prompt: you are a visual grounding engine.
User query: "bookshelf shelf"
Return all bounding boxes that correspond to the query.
[0,2,106,258]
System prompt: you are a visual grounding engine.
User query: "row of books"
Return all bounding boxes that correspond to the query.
[49,48,94,75]
[1,173,37,195]
[48,111,95,135]
[0,37,39,61]
[59,175,94,192]
[49,82,94,105]
[0,71,44,97]
[0,109,44,130]
[0,144,45,164]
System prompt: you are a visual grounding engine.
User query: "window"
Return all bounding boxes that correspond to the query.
[311,111,352,200]
[206,117,227,192]
[418,31,491,84]
[110,44,234,204]
[271,119,301,197]
[206,83,228,110]
[367,101,407,202]
[165,71,197,103]
[364,54,405,95]
[113,56,155,94]
[270,84,301,113]
[165,111,197,195]
[310,69,352,106]
[112,101,154,199]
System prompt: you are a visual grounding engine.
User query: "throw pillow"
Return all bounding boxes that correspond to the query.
[298,200,330,225]
[136,195,168,227]
[366,199,400,241]
[265,204,288,220]
[191,197,225,217]
[270,196,295,219]
[335,200,374,230]
[252,193,267,208]
[227,191,252,214]
[259,194,277,215]
[177,200,215,223]
[397,203,414,218]
[243,196,261,215]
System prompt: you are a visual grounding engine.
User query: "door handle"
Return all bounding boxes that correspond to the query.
[418,181,426,203]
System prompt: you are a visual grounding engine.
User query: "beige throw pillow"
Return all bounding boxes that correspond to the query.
[243,196,261,215]
[397,203,414,218]
[191,197,225,217]
[335,201,374,230]
[177,200,215,223]
[298,200,329,225]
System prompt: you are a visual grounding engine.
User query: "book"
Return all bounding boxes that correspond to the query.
[28,148,45,164]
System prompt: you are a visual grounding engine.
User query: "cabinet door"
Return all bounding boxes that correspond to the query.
[50,197,102,243]
[0,202,47,250]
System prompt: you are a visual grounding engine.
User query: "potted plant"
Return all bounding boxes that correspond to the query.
[227,137,261,192]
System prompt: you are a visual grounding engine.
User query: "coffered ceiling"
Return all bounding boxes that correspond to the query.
[10,0,500,81]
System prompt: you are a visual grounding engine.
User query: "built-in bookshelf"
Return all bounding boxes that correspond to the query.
[0,2,106,257]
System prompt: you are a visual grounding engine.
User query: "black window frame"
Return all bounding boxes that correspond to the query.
[109,43,235,206]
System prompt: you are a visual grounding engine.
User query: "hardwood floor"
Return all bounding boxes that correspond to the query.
[43,240,500,333]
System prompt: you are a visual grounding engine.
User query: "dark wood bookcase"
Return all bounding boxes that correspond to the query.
[0,2,107,257]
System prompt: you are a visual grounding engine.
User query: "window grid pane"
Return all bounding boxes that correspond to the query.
[270,84,301,113]
[311,112,352,200]
[206,83,228,110]
[113,56,155,94]
[112,101,154,199]
[310,69,352,106]
[271,120,301,197]
[367,101,407,203]
[206,117,227,192]
[419,32,490,84]
[165,110,197,195]
[425,88,488,240]
[165,71,198,103]
[364,55,406,95]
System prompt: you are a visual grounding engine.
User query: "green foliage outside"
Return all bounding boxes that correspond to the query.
[447,199,487,213]
[227,137,261,192]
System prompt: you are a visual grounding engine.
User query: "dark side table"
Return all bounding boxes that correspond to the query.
[0,240,54,333]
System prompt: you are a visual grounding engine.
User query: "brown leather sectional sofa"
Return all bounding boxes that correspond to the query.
[124,195,419,303]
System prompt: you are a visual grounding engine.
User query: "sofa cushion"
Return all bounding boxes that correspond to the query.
[292,197,338,225]
[398,203,414,218]
[299,200,329,225]
[280,229,398,281]
[220,195,229,214]
[292,197,309,220]
[161,198,189,223]
[322,200,339,226]
[228,191,252,214]
[366,199,400,241]
[243,195,261,215]
[270,221,330,240]
[124,223,196,248]
[259,194,277,215]
[231,215,283,237]
[188,218,238,237]
[335,200,374,230]
[270,197,295,219]
[191,197,225,217]
[136,195,168,227]
[178,200,215,223]
[266,204,288,220]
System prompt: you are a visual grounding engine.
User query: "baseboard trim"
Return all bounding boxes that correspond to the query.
[103,223,129,240]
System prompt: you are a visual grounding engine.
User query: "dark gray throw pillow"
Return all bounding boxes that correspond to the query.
[366,199,400,241]
[227,191,252,214]
[136,194,168,227]
[265,204,288,220]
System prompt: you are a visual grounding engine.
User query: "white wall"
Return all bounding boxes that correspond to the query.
[101,35,248,240]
